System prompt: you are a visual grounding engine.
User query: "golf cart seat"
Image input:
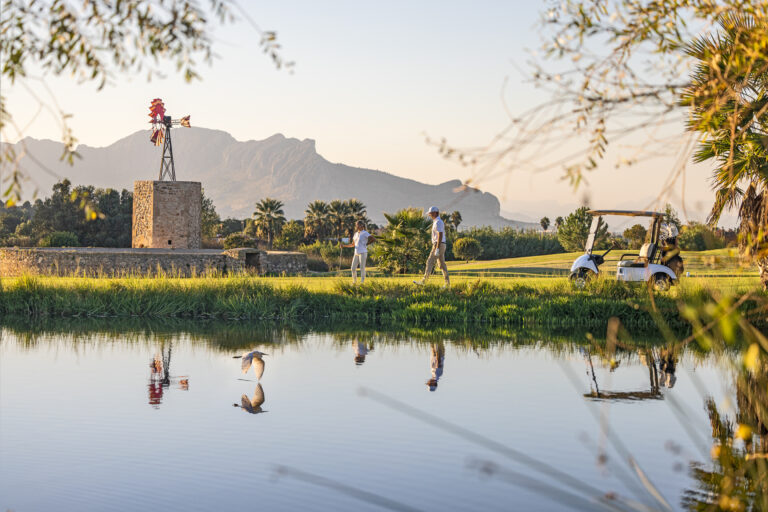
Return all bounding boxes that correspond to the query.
[618,243,656,268]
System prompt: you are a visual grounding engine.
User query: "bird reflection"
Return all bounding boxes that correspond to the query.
[354,340,372,365]
[234,383,267,414]
[234,349,268,380]
[426,342,445,392]
[147,343,188,408]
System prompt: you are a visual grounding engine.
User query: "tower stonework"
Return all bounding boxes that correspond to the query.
[132,181,202,249]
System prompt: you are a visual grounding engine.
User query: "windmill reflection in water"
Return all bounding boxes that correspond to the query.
[147,342,189,408]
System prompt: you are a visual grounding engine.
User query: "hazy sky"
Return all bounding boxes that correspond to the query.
[4,0,729,226]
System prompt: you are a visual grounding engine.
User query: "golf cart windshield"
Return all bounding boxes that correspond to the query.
[585,216,601,254]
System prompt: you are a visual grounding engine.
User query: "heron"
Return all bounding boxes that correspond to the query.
[233,350,268,380]
[234,383,266,414]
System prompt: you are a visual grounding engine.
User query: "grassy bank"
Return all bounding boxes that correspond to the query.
[0,274,762,333]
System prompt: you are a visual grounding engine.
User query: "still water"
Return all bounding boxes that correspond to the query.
[0,324,739,511]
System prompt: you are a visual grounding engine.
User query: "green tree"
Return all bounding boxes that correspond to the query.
[273,220,305,250]
[38,231,79,247]
[663,204,683,232]
[218,218,244,237]
[452,237,483,262]
[327,200,353,241]
[623,224,647,249]
[201,190,220,239]
[554,216,564,231]
[557,207,608,252]
[372,207,431,274]
[679,222,726,251]
[450,211,462,230]
[680,13,768,287]
[540,216,550,232]
[252,198,286,249]
[304,200,330,241]
[346,199,369,228]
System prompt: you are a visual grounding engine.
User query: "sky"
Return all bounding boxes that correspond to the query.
[3,0,731,227]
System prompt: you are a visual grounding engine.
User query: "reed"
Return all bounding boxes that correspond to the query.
[0,274,761,332]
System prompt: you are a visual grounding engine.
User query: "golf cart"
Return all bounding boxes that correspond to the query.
[569,210,683,291]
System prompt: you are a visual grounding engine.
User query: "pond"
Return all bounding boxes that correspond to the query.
[0,322,747,511]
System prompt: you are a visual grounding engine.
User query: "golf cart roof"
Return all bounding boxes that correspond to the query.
[588,209,664,218]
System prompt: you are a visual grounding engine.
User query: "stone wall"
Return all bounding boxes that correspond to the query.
[132,180,202,249]
[0,248,307,277]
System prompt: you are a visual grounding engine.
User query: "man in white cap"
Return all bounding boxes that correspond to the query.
[414,206,450,287]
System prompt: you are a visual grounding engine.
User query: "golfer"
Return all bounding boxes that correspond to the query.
[414,206,450,287]
[343,220,374,284]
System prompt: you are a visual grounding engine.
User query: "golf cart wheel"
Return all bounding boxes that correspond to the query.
[570,269,592,289]
[652,273,671,292]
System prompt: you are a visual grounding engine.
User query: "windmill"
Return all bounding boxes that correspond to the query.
[148,98,190,181]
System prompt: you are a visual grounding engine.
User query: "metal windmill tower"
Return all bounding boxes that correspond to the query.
[148,99,190,181]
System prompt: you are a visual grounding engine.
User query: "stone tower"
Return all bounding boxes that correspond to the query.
[132,181,202,249]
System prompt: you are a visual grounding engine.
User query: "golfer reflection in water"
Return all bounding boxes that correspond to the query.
[426,342,445,392]
[354,340,372,365]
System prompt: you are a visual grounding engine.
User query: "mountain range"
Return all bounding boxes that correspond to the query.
[8,128,535,228]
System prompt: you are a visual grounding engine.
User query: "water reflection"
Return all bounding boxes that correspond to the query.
[235,383,267,415]
[583,346,678,401]
[427,342,445,392]
[353,339,372,365]
[4,317,762,510]
[147,343,188,408]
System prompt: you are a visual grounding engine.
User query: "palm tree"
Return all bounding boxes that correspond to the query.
[554,216,564,231]
[346,199,369,232]
[449,211,462,230]
[252,197,286,249]
[540,216,550,232]
[372,207,431,274]
[327,200,353,240]
[304,200,329,241]
[681,14,768,288]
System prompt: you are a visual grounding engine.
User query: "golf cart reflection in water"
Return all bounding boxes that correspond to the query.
[569,210,684,291]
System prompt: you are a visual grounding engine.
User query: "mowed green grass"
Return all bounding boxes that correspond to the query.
[443,248,754,277]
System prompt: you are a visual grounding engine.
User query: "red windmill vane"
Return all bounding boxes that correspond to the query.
[148,99,191,181]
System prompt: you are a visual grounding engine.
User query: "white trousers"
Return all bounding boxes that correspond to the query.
[351,252,367,283]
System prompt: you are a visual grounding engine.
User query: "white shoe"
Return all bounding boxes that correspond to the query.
[413,280,424,285]
[442,283,450,289]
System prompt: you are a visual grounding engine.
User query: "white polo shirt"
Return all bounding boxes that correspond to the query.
[353,230,370,254]
[431,217,446,244]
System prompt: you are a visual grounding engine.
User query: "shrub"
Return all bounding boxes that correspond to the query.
[37,231,79,247]
[371,208,431,274]
[223,233,260,249]
[454,227,563,260]
[453,237,483,261]
[298,240,351,270]
[678,222,726,251]
[273,220,305,250]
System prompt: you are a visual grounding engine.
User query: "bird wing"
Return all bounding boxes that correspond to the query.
[240,394,255,413]
[253,358,265,380]
[251,383,265,407]
[241,352,254,374]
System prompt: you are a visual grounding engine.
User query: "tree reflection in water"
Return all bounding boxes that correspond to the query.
[683,364,768,511]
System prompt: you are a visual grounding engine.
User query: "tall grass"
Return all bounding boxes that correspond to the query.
[2,274,759,332]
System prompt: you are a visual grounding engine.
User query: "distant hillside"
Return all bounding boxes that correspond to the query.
[6,128,536,229]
